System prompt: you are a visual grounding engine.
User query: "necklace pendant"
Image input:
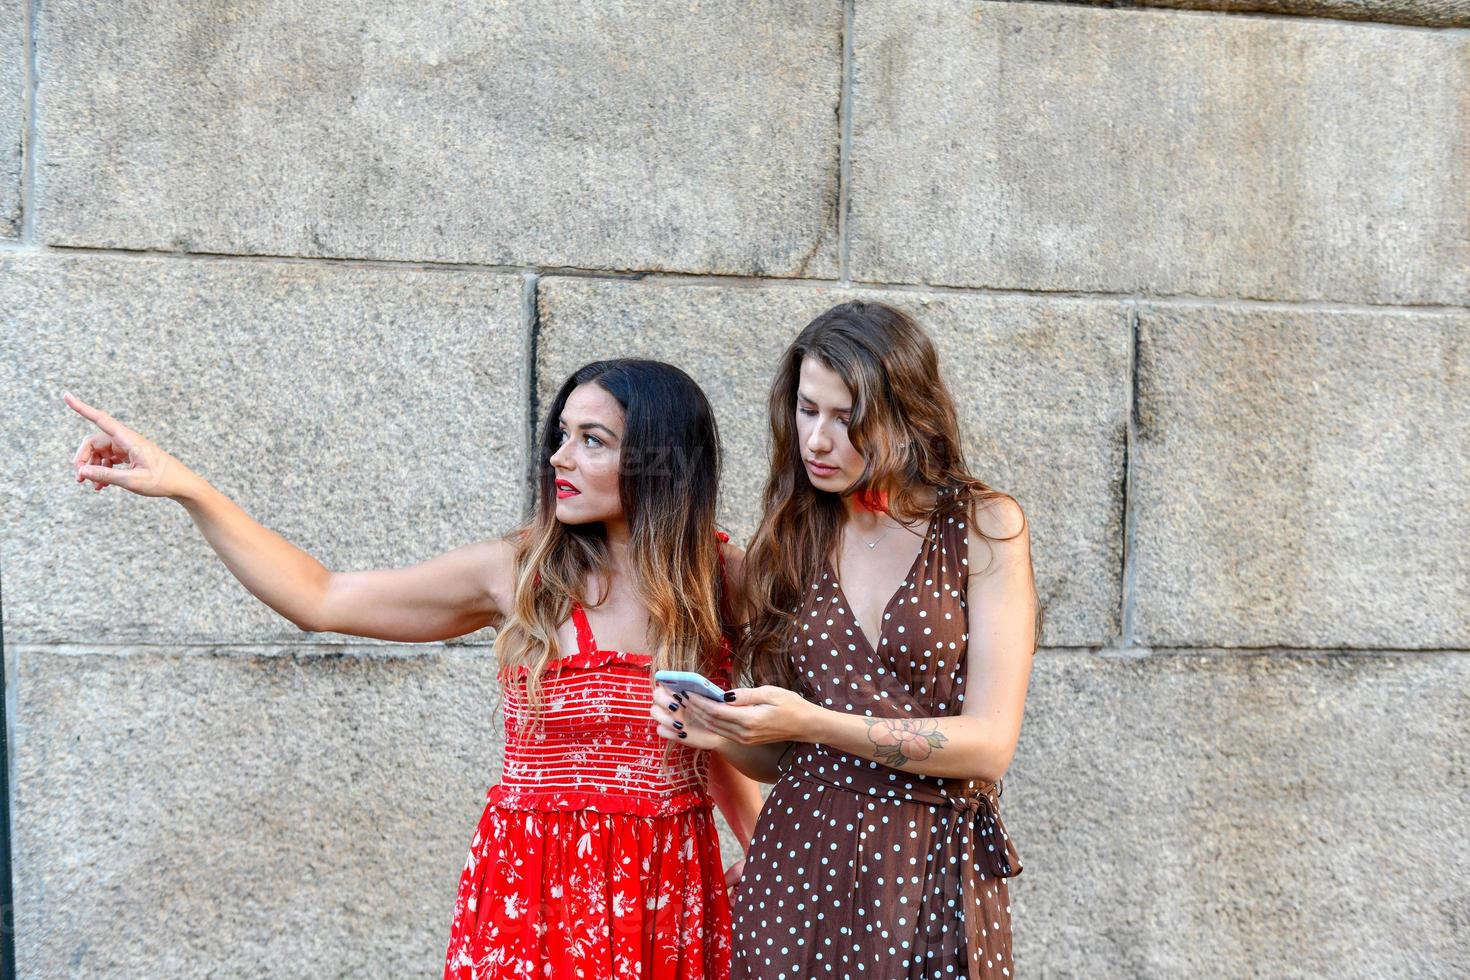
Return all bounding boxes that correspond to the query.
[866,541,878,549]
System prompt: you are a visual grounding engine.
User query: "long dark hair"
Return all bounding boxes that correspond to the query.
[739,300,1037,688]
[495,359,728,711]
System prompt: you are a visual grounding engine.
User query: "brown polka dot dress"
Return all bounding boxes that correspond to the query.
[731,498,1023,979]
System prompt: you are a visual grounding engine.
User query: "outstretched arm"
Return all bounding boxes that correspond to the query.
[66,392,516,641]
[186,476,514,640]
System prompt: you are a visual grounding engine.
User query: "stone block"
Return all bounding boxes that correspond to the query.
[849,1,1469,305]
[1129,303,1469,649]
[0,0,22,237]
[34,0,841,276]
[1136,0,1470,29]
[1006,650,1470,977]
[536,279,1128,646]
[10,644,504,979]
[0,253,528,645]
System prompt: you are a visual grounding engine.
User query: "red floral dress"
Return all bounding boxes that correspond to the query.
[444,536,734,979]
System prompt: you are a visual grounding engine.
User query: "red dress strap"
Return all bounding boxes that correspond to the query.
[714,530,733,626]
[564,533,730,665]
[713,531,737,680]
[568,602,599,656]
[714,529,730,585]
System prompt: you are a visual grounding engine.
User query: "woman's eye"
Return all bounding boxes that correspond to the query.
[798,407,817,418]
[583,434,603,448]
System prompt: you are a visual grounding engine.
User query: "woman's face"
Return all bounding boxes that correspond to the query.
[548,382,625,525]
[795,356,864,493]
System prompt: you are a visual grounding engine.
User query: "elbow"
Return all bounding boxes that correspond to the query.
[290,582,335,634]
[971,743,1017,785]
[288,607,328,634]
[974,762,1009,785]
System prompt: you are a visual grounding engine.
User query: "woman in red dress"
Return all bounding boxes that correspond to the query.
[66,357,763,979]
[441,359,763,978]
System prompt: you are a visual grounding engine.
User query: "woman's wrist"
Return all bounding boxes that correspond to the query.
[172,470,213,507]
[793,697,832,744]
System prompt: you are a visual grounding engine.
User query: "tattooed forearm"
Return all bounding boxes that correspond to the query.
[863,718,949,768]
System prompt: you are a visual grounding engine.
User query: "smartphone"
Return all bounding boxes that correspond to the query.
[654,669,728,701]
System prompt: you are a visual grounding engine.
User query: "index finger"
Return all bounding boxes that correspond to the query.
[62,392,127,439]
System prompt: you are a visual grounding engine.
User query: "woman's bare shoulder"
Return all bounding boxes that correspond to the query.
[970,493,1027,539]
[963,494,1030,578]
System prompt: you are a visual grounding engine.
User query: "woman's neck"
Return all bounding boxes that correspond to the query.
[840,484,938,529]
[602,517,633,573]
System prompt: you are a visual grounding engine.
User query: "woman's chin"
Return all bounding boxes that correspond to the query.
[554,499,614,526]
[804,471,853,493]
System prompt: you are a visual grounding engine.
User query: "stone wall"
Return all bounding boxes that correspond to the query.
[3,1,1465,977]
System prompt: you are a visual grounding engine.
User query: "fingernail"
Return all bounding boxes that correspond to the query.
[673,721,684,730]
[723,692,737,702]
[668,702,679,711]
[677,732,687,739]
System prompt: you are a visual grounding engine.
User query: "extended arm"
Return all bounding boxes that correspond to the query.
[180,479,514,640]
[67,392,515,642]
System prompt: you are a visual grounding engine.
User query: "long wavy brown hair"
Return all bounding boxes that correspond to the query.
[495,359,730,715]
[740,300,1040,689]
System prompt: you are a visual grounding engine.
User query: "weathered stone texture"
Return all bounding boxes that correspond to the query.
[14,645,1469,978]
[1131,303,1470,649]
[0,253,528,646]
[537,279,1128,647]
[10,645,504,979]
[0,0,22,237]
[1134,0,1470,29]
[849,1,1469,305]
[33,0,841,276]
[1006,650,1470,978]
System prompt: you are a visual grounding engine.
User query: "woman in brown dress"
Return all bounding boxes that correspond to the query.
[653,300,1040,979]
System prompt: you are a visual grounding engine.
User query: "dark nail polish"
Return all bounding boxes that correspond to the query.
[673,721,684,730]
[668,702,679,711]
[722,692,737,702]
[677,731,688,739]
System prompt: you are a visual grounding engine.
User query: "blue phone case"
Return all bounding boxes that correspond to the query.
[653,669,727,700]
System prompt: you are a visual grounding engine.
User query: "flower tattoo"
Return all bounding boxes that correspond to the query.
[863,718,948,767]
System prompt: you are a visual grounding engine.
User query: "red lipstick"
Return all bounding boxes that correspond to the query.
[555,479,580,499]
